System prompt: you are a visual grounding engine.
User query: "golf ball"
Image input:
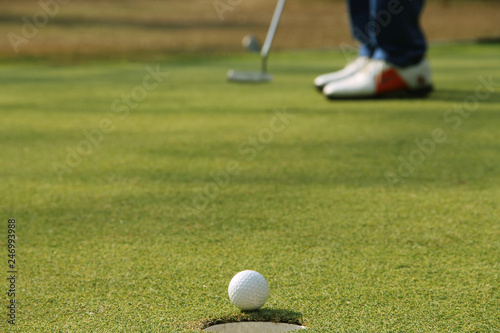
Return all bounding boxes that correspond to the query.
[228,270,269,311]
[242,35,261,53]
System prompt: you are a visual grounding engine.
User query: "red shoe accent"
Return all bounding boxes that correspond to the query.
[375,68,409,94]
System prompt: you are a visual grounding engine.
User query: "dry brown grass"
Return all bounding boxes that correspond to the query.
[0,0,499,60]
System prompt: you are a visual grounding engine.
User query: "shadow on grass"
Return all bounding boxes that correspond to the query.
[202,307,304,329]
[431,89,500,103]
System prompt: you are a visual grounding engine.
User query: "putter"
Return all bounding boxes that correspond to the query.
[227,0,286,83]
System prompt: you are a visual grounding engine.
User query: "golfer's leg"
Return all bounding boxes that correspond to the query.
[322,0,432,98]
[370,0,427,66]
[313,0,373,89]
[347,0,375,57]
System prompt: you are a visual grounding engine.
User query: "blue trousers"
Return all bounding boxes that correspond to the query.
[348,0,427,67]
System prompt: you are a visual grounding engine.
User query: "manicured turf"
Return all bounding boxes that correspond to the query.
[1,43,499,332]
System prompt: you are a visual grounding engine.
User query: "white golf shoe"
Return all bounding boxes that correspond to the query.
[314,56,370,91]
[323,58,433,99]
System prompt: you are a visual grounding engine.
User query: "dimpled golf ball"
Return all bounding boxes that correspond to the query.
[228,270,269,311]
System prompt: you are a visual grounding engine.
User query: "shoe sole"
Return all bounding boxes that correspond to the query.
[325,85,434,100]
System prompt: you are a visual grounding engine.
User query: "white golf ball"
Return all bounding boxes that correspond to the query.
[242,35,261,52]
[228,270,269,311]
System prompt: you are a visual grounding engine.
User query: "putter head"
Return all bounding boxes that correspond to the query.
[227,70,272,83]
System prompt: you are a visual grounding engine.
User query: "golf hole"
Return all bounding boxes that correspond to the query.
[203,322,306,332]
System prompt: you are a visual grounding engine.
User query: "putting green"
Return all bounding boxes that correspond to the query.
[0,43,499,332]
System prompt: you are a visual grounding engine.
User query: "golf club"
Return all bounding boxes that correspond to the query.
[227,0,286,83]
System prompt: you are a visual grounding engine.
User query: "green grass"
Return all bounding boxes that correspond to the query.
[1,43,499,332]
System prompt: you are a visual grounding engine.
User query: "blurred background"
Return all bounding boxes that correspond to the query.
[1,0,499,61]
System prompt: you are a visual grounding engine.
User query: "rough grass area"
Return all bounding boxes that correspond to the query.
[0,43,499,332]
[0,0,500,60]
